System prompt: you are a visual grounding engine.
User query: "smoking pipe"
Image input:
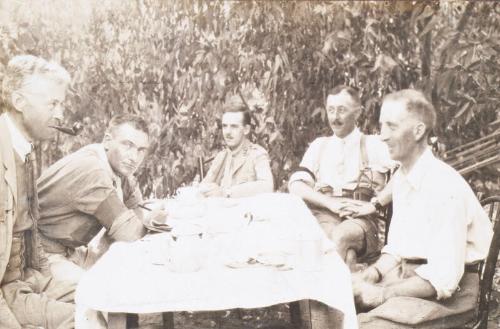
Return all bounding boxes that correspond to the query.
[50,121,84,136]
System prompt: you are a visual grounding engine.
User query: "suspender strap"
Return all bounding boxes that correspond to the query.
[359,133,369,169]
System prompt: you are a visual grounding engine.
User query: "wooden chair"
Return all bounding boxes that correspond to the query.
[442,130,500,176]
[467,196,500,329]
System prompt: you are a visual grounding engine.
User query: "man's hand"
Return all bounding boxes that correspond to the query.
[353,281,386,310]
[145,209,169,226]
[341,200,377,217]
[358,266,381,284]
[199,182,223,197]
[325,198,352,216]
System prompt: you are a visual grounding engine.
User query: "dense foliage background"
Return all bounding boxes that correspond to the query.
[1,1,499,327]
[1,0,498,196]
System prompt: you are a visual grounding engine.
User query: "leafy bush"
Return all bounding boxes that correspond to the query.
[0,0,498,197]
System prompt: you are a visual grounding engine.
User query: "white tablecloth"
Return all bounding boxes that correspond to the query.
[76,193,358,329]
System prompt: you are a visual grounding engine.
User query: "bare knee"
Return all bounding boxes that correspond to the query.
[330,221,365,259]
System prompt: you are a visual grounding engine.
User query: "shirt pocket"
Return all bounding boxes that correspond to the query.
[234,164,256,185]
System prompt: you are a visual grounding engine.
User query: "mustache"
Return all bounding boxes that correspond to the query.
[49,122,84,136]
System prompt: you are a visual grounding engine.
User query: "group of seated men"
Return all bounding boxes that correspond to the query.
[0,54,492,329]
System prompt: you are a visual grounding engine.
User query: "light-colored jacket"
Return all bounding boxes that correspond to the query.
[202,139,273,196]
[0,115,23,328]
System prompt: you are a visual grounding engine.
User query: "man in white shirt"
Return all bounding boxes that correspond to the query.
[352,89,493,328]
[289,86,394,268]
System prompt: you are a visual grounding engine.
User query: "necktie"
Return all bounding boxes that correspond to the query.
[25,145,41,269]
[220,151,233,190]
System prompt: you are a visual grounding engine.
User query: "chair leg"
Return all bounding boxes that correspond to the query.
[292,300,343,329]
[162,312,174,329]
[126,313,139,328]
[289,301,303,329]
[108,313,127,329]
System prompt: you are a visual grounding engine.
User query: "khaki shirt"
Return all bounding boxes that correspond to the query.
[202,139,273,195]
[37,144,144,252]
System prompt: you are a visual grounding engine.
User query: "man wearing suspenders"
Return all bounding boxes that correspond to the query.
[289,85,394,269]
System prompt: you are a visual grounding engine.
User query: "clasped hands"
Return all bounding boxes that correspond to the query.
[326,198,376,219]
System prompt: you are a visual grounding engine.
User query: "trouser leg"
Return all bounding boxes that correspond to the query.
[46,252,86,286]
[357,267,479,329]
[1,269,75,329]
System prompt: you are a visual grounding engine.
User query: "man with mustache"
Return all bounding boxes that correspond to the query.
[37,114,166,284]
[352,89,492,328]
[200,99,273,198]
[0,55,75,329]
[289,85,394,269]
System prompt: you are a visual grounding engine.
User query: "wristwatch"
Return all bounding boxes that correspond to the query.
[370,196,383,212]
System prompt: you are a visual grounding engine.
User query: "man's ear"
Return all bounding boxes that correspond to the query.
[414,122,427,142]
[243,124,251,136]
[102,132,113,150]
[10,91,26,113]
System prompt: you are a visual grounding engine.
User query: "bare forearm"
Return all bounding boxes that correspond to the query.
[230,180,273,197]
[384,276,436,300]
[376,178,393,206]
[288,181,333,210]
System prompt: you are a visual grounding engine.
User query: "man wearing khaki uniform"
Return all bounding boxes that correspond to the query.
[200,99,273,198]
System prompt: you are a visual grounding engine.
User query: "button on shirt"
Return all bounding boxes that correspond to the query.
[382,148,493,299]
[289,128,394,192]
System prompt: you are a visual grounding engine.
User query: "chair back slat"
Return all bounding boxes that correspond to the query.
[474,196,500,329]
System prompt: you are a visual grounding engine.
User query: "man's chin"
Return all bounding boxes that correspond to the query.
[118,167,135,177]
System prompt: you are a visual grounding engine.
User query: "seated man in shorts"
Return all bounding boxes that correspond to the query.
[289,85,394,269]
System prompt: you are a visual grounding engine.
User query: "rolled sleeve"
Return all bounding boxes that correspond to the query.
[415,192,468,299]
[107,209,146,242]
[288,139,321,187]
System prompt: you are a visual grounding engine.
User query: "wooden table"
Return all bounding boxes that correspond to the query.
[107,300,344,329]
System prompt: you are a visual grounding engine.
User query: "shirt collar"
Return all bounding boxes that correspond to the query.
[332,127,361,145]
[228,138,250,157]
[1,112,32,162]
[94,144,122,185]
[402,147,434,190]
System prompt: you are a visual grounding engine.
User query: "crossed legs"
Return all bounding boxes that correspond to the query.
[311,207,379,270]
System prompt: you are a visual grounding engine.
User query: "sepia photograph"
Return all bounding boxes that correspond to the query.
[0,1,498,328]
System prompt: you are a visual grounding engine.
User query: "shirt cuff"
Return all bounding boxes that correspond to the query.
[380,245,402,263]
[288,171,315,188]
[93,192,130,229]
[415,264,461,300]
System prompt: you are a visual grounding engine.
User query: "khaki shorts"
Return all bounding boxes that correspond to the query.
[309,206,381,260]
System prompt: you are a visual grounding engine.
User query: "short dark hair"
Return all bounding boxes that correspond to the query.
[383,89,436,135]
[327,85,361,107]
[106,114,149,136]
[222,96,251,126]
